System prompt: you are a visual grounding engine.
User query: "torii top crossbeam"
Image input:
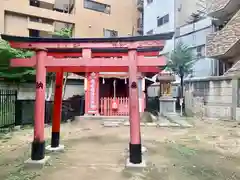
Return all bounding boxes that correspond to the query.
[1,33,174,75]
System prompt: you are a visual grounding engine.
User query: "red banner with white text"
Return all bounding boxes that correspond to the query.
[87,72,99,114]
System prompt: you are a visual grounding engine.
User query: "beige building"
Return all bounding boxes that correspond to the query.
[0,0,141,38]
[206,0,240,75]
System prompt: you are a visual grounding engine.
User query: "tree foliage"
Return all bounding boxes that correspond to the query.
[165,41,196,98]
[166,41,196,77]
[0,39,35,82]
[52,27,73,38]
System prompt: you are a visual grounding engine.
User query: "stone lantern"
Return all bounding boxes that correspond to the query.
[157,68,177,115]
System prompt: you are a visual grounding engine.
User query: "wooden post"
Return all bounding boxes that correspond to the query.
[51,70,64,148]
[31,49,47,160]
[128,49,142,164]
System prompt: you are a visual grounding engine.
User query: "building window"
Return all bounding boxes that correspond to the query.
[196,45,205,58]
[29,29,40,37]
[147,0,153,4]
[29,0,40,7]
[146,30,153,35]
[84,0,111,14]
[157,14,169,27]
[103,29,118,37]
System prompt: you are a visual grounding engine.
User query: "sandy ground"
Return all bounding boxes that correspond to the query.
[1,119,240,180]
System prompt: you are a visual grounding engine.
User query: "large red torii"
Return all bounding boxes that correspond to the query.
[1,33,173,166]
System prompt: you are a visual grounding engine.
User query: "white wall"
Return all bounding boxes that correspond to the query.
[144,0,175,34]
[0,81,84,100]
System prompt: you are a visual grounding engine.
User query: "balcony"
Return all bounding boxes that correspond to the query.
[28,17,54,32]
[137,0,143,11]
[207,0,240,20]
[4,0,75,24]
[206,8,240,60]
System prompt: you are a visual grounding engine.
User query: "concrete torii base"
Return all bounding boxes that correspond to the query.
[45,144,65,152]
[125,158,146,168]
[24,156,50,169]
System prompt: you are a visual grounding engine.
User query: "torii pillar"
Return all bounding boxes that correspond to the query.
[46,70,65,152]
[128,49,143,165]
[26,49,50,165]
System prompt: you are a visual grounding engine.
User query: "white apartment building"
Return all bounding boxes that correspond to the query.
[143,0,217,77]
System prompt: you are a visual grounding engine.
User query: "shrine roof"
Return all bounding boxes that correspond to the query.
[1,32,174,43]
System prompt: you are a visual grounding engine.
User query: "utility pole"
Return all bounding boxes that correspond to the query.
[173,0,177,49]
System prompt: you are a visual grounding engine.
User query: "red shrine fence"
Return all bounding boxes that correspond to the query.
[100,97,129,116]
[100,97,145,116]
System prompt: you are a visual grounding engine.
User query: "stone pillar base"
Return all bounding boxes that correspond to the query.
[46,144,65,152]
[159,96,177,115]
[24,156,50,169]
[125,158,146,168]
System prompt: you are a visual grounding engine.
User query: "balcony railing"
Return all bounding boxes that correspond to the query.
[53,0,75,14]
[28,17,54,32]
[137,0,143,11]
[4,0,75,24]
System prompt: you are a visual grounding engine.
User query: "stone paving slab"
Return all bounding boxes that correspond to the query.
[123,122,158,127]
[165,114,193,128]
[158,122,180,127]
[101,115,190,128]
[102,121,121,127]
[123,122,146,126]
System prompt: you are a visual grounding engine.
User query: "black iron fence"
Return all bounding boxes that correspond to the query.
[0,90,85,128]
[0,89,17,128]
[16,95,85,126]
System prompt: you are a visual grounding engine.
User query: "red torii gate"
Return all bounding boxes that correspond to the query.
[1,33,173,165]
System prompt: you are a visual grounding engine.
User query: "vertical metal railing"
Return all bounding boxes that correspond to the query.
[0,89,17,128]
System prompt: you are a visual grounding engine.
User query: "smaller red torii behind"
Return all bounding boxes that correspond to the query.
[1,33,173,166]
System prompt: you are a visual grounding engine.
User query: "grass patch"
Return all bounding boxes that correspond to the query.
[164,143,240,180]
[5,168,41,180]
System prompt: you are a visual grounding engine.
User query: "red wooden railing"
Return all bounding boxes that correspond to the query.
[100,97,129,116]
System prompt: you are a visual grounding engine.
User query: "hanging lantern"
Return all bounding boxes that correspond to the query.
[112,100,118,110]
[125,78,127,84]
[102,78,105,84]
[112,79,118,110]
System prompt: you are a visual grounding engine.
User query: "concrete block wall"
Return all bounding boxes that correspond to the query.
[236,108,240,121]
[185,76,239,120]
